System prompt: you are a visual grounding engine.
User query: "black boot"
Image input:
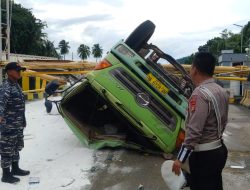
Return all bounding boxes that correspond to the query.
[1,167,20,183]
[11,162,30,176]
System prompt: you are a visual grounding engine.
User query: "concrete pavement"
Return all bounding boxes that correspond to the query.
[86,104,250,190]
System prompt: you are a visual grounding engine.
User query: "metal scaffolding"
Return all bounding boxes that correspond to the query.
[0,0,11,61]
[0,0,12,84]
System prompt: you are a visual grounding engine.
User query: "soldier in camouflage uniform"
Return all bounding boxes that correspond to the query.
[0,62,30,184]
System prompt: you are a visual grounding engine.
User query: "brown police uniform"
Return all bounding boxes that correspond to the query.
[177,78,229,190]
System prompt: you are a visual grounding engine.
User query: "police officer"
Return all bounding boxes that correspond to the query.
[0,62,30,184]
[172,52,229,190]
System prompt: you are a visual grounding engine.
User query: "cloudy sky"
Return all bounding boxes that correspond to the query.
[15,0,250,60]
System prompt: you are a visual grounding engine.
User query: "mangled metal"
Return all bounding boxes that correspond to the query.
[46,20,194,153]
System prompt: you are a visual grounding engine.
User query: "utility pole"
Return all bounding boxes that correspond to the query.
[233,24,243,53]
[233,24,244,96]
[220,32,227,50]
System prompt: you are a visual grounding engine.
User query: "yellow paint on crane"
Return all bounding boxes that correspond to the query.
[22,75,29,91]
[23,70,90,75]
[214,76,248,81]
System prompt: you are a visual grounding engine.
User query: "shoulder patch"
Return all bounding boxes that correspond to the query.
[189,95,197,112]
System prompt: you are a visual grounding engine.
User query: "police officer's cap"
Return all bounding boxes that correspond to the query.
[5,62,26,72]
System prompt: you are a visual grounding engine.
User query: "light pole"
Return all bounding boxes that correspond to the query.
[233,24,243,53]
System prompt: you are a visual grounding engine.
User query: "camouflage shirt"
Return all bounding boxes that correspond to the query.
[0,79,26,129]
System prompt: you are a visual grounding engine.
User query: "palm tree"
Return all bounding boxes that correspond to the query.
[77,44,90,60]
[92,44,103,62]
[58,40,70,60]
[43,40,59,58]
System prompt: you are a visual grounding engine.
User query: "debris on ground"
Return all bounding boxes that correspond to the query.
[29,177,40,185]
[162,153,174,160]
[137,184,144,190]
[230,165,246,169]
[61,178,75,187]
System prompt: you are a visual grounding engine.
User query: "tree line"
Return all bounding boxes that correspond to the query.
[178,21,250,64]
[5,2,249,63]
[58,40,103,61]
[1,2,103,61]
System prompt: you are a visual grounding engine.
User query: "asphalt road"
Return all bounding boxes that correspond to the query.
[85,104,250,190]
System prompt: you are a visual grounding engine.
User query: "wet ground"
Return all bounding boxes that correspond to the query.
[223,105,250,190]
[1,102,249,190]
[85,105,250,190]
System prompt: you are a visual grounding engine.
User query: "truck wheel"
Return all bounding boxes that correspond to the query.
[125,20,155,52]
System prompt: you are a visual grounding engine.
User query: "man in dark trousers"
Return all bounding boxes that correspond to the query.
[172,52,229,190]
[0,62,30,184]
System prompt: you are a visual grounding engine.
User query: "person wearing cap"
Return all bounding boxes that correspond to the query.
[172,52,229,190]
[0,62,30,184]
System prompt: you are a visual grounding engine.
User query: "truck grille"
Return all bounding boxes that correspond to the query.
[110,68,176,131]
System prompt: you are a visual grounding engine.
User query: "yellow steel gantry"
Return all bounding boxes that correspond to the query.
[1,60,250,101]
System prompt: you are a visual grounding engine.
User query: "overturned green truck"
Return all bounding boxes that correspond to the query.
[46,20,194,154]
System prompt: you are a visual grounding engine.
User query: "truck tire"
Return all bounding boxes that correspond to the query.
[125,20,155,52]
